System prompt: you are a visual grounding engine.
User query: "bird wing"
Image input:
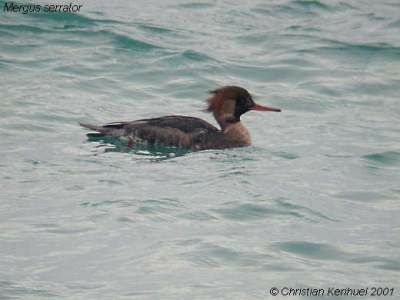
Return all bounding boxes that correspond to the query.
[124,116,218,132]
[81,115,220,149]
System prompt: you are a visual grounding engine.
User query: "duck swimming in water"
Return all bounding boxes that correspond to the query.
[80,86,281,150]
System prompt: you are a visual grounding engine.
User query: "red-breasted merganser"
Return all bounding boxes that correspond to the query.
[80,86,281,150]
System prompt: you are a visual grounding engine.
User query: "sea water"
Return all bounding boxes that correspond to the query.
[0,0,399,299]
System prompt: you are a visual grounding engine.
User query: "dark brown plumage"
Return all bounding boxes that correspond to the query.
[80,86,281,150]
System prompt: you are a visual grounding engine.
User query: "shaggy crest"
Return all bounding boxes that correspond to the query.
[206,86,250,112]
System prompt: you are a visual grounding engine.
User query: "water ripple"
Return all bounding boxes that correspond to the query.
[212,198,336,223]
[275,241,400,272]
[1,0,399,298]
[363,151,400,165]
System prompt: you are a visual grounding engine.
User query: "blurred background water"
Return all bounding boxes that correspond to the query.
[0,0,400,299]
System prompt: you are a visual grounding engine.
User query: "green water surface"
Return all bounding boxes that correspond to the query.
[0,0,399,299]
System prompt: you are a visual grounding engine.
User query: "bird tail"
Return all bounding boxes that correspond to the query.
[79,122,104,132]
[79,122,127,137]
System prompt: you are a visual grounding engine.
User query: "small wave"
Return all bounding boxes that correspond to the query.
[0,280,58,299]
[334,190,388,202]
[292,0,330,11]
[156,49,220,66]
[181,242,270,268]
[271,0,336,17]
[212,198,335,223]
[276,242,400,271]
[176,2,214,9]
[272,151,299,160]
[136,23,175,34]
[112,32,161,51]
[363,151,400,165]
[276,241,400,270]
[181,49,215,62]
[286,24,321,32]
[252,1,353,17]
[387,19,400,28]
[0,23,51,35]
[350,256,400,272]
[292,0,355,12]
[297,41,400,62]
[377,260,400,271]
[50,28,161,52]
[275,241,347,260]
[226,63,316,83]
[1,122,54,133]
[178,211,217,221]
